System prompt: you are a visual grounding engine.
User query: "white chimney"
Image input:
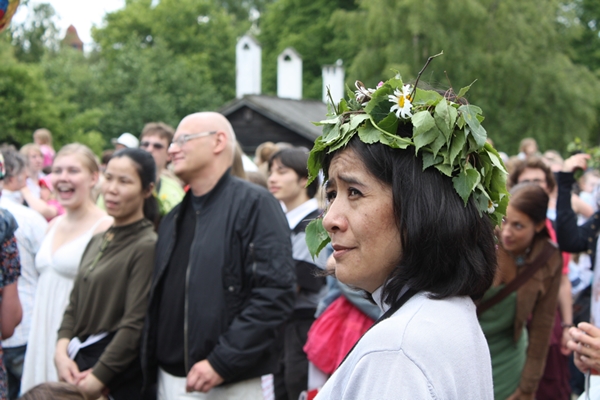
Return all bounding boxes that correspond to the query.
[322,59,345,104]
[277,48,302,100]
[236,35,261,99]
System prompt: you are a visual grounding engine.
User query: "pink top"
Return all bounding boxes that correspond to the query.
[40,144,55,168]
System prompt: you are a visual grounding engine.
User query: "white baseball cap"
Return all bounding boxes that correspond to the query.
[111,133,139,148]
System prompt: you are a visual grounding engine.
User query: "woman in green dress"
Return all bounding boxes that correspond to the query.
[479,183,563,400]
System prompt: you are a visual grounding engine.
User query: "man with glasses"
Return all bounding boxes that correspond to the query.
[139,122,185,213]
[141,112,295,400]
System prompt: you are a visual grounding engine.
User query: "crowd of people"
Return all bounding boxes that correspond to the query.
[0,95,600,400]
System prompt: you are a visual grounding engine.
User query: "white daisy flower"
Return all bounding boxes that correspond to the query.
[355,81,376,106]
[388,85,413,119]
[487,200,498,213]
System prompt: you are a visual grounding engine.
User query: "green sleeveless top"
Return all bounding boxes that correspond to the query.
[479,285,528,400]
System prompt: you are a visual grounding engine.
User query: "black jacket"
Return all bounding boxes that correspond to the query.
[141,171,296,386]
[555,171,600,267]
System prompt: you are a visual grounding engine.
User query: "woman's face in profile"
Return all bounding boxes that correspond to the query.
[500,204,543,254]
[323,148,402,293]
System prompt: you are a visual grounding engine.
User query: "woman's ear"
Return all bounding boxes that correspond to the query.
[535,220,546,233]
[89,171,99,187]
[144,182,155,199]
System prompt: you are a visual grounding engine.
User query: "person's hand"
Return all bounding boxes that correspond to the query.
[561,326,573,356]
[506,388,534,400]
[76,371,105,399]
[562,153,590,173]
[568,323,600,372]
[54,351,81,385]
[186,360,224,393]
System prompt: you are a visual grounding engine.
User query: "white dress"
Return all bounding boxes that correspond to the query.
[21,215,110,392]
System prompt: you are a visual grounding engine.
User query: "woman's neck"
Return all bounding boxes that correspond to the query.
[64,199,99,222]
[112,210,145,227]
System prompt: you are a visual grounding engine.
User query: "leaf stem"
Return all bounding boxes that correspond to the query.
[411,51,444,100]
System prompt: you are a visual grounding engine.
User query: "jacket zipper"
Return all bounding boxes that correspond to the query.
[184,258,191,373]
[184,210,193,374]
[249,242,257,285]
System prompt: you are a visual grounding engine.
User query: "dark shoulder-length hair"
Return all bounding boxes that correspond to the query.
[323,133,497,303]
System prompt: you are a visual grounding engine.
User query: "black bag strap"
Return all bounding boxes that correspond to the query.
[477,241,556,317]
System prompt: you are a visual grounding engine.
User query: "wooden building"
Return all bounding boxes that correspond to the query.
[219,94,327,153]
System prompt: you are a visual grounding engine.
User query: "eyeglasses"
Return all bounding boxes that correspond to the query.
[519,179,545,185]
[140,141,166,150]
[169,131,217,150]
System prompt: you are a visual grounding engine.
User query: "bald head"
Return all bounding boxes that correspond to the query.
[177,112,236,159]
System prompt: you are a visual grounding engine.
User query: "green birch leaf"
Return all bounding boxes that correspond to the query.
[457,80,476,98]
[484,144,508,174]
[338,99,349,114]
[358,119,381,144]
[348,114,370,131]
[314,117,339,126]
[328,131,356,153]
[459,105,487,147]
[363,96,392,123]
[422,153,443,170]
[321,122,342,144]
[307,148,325,184]
[305,219,330,258]
[466,130,480,152]
[452,168,481,205]
[414,126,440,153]
[435,163,453,176]
[411,110,436,137]
[431,134,446,158]
[449,130,466,165]
[381,135,412,149]
[376,113,400,135]
[434,99,457,140]
[412,88,443,106]
[490,167,509,195]
[457,114,466,129]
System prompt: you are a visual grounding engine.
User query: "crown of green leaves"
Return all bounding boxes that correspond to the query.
[305,54,509,257]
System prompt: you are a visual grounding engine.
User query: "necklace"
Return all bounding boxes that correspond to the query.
[510,247,531,267]
[83,230,114,281]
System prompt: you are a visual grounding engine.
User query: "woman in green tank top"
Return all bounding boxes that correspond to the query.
[479,183,563,400]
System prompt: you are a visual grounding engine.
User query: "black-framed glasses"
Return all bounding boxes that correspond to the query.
[140,141,166,150]
[169,131,217,150]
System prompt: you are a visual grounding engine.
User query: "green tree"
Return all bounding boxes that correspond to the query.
[92,0,238,106]
[89,39,226,141]
[0,54,61,145]
[11,2,59,63]
[259,0,358,99]
[334,0,600,154]
[569,0,600,74]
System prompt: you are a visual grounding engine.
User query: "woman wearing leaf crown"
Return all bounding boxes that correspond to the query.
[305,56,506,399]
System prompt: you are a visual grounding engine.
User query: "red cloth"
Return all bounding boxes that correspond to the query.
[546,219,570,275]
[303,296,374,374]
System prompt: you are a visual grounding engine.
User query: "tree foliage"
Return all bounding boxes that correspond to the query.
[333,0,600,153]
[11,2,59,63]
[2,0,600,156]
[259,0,358,99]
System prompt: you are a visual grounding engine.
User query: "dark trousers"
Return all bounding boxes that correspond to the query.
[74,334,143,400]
[3,345,26,399]
[274,315,314,400]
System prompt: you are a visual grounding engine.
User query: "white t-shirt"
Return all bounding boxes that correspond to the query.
[316,290,493,400]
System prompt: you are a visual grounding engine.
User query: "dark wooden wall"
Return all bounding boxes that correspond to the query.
[226,107,315,153]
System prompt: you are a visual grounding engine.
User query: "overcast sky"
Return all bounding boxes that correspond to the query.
[13,0,126,47]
